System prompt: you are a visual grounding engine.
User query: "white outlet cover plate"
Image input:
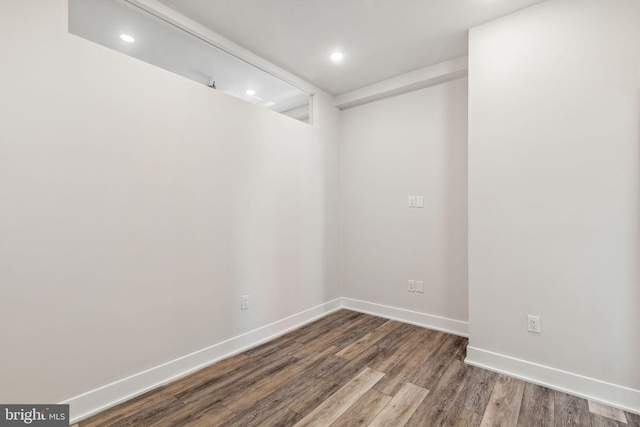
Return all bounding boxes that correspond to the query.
[527,315,541,333]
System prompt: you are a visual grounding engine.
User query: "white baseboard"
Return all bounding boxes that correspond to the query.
[466,346,640,415]
[63,299,639,422]
[340,297,468,337]
[63,298,343,423]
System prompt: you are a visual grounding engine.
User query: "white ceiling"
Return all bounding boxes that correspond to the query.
[158,0,547,95]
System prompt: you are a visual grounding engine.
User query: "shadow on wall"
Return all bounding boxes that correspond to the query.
[442,77,469,320]
[633,93,640,388]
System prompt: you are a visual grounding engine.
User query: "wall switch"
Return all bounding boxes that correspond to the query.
[408,196,416,208]
[416,280,424,293]
[416,196,424,208]
[527,315,541,333]
[408,280,415,292]
[241,295,249,310]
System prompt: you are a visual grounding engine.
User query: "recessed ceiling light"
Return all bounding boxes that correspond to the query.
[120,34,135,43]
[246,89,256,96]
[330,51,344,62]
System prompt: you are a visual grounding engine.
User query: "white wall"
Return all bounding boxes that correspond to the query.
[0,0,340,412]
[8,0,639,418]
[468,0,640,411]
[340,78,469,329]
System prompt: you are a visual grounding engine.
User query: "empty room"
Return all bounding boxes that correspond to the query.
[1,0,638,425]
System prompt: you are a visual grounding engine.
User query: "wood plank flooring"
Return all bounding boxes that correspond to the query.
[78,310,637,427]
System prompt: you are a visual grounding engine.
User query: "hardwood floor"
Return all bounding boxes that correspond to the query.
[78,310,636,426]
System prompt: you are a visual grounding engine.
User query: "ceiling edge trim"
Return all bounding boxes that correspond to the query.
[334,56,468,110]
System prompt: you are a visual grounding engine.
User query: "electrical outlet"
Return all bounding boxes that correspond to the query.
[408,196,416,208]
[408,280,415,292]
[416,280,424,293]
[241,295,249,310]
[527,315,541,333]
[416,196,424,208]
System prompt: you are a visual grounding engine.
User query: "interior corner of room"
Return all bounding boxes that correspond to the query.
[1,0,638,423]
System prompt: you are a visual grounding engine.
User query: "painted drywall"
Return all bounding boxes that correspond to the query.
[340,78,469,327]
[0,0,340,407]
[468,0,640,409]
